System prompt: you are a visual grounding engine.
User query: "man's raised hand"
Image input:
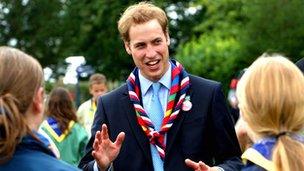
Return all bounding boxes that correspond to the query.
[92,124,125,171]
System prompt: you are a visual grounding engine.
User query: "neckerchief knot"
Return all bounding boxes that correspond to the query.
[126,60,190,160]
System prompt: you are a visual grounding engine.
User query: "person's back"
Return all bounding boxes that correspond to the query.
[237,54,304,171]
[1,133,78,171]
[0,46,79,171]
[42,87,88,166]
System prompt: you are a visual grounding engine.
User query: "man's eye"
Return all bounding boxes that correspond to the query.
[154,39,162,44]
[135,44,145,49]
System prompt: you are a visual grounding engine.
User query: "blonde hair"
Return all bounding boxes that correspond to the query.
[118,1,168,42]
[0,46,43,163]
[89,73,107,87]
[237,54,304,171]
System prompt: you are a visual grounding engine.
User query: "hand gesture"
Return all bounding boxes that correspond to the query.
[92,124,125,171]
[185,159,221,171]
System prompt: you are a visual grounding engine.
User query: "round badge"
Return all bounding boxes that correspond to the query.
[182,100,192,111]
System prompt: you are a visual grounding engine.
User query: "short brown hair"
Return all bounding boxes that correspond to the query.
[89,73,107,87]
[118,2,168,42]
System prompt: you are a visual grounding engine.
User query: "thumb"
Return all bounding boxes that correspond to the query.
[198,161,209,170]
[185,159,199,169]
[115,132,125,147]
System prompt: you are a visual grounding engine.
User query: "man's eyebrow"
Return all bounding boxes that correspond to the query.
[133,42,145,46]
[152,37,162,42]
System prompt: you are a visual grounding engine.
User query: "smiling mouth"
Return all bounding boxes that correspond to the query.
[146,60,160,66]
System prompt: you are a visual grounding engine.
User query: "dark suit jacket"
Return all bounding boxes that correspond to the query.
[79,75,242,171]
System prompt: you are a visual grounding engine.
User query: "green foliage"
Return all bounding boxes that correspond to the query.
[44,81,55,94]
[176,30,242,92]
[60,1,138,81]
[0,0,66,66]
[176,0,245,92]
[0,0,205,81]
[176,0,304,93]
[1,0,304,92]
[60,0,198,81]
[241,0,304,62]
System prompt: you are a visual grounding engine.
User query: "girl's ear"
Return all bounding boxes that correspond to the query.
[32,87,44,115]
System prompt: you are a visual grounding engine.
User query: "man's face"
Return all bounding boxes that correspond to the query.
[89,83,107,101]
[125,19,170,82]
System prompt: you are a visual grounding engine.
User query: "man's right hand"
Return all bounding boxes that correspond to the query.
[92,124,125,171]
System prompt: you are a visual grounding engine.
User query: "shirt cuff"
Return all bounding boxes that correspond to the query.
[93,161,113,171]
[214,166,225,171]
[93,161,99,171]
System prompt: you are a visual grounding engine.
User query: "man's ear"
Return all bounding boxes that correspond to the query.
[124,42,131,55]
[32,87,44,115]
[166,32,170,46]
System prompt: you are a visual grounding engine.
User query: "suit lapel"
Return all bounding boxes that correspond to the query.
[120,80,194,162]
[120,88,152,162]
[165,86,194,159]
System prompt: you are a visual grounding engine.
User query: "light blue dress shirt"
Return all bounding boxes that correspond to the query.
[93,63,224,171]
[138,64,171,171]
[94,64,172,171]
[139,64,171,116]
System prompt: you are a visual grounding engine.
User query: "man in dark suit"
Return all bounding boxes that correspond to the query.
[79,2,242,171]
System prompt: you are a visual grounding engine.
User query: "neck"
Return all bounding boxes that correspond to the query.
[25,110,42,131]
[92,98,97,104]
[26,117,40,131]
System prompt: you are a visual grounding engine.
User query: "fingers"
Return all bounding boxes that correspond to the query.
[198,161,209,170]
[93,131,101,151]
[185,159,199,169]
[114,132,125,147]
[101,124,109,140]
[96,130,102,142]
[185,159,209,171]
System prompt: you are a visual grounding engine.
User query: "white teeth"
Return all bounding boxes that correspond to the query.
[147,60,158,65]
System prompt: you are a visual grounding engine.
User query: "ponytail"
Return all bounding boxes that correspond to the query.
[273,135,304,171]
[0,46,44,164]
[0,94,28,164]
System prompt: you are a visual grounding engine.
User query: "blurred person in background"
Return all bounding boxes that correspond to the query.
[77,73,108,136]
[227,68,253,152]
[41,87,88,166]
[227,68,247,124]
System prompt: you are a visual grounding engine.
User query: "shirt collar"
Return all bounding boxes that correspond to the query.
[139,62,171,96]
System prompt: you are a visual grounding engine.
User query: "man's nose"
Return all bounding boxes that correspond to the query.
[145,45,157,58]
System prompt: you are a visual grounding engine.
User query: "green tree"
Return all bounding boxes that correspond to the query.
[241,0,304,63]
[0,0,66,66]
[59,0,202,81]
[176,0,304,92]
[61,0,138,81]
[175,0,245,91]
[0,0,208,81]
